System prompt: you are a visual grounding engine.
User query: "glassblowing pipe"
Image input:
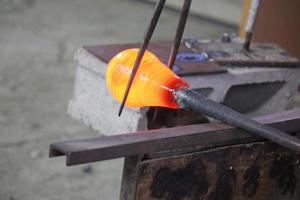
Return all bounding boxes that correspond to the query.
[174,88,300,152]
[106,49,300,152]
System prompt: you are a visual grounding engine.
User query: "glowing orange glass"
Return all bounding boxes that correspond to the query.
[106,48,189,108]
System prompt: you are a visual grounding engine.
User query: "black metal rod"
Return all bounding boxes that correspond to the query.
[173,88,300,152]
[152,0,192,121]
[167,0,192,68]
[118,0,166,116]
[243,32,252,51]
[243,0,261,51]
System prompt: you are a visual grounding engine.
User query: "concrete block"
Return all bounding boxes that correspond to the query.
[68,48,143,135]
[68,43,300,136]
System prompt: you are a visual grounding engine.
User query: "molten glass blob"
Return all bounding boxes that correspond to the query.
[106,48,189,108]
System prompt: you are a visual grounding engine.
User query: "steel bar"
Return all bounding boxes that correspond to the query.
[152,0,191,121]
[243,0,261,51]
[174,88,300,152]
[118,0,166,116]
[49,109,300,166]
[167,0,192,69]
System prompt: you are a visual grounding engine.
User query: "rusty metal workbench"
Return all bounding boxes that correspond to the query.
[50,108,300,200]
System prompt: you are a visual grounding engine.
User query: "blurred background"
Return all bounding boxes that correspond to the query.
[0,0,299,200]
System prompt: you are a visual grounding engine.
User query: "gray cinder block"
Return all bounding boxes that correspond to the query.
[68,44,300,136]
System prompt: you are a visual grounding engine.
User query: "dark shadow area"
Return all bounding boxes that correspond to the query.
[223,82,285,114]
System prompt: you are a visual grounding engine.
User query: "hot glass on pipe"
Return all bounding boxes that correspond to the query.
[106,49,300,152]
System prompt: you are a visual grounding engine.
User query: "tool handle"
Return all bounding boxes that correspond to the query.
[243,0,261,51]
[245,0,261,33]
[174,88,300,152]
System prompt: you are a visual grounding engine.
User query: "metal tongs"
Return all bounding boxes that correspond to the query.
[118,0,191,116]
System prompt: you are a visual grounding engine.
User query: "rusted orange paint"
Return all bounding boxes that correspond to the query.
[106,49,189,108]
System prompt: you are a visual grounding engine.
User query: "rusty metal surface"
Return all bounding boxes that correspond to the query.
[191,41,300,67]
[84,42,225,76]
[84,40,300,76]
[135,141,300,200]
[119,156,141,200]
[49,109,300,166]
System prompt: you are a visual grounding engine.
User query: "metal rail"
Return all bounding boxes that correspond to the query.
[50,109,300,166]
